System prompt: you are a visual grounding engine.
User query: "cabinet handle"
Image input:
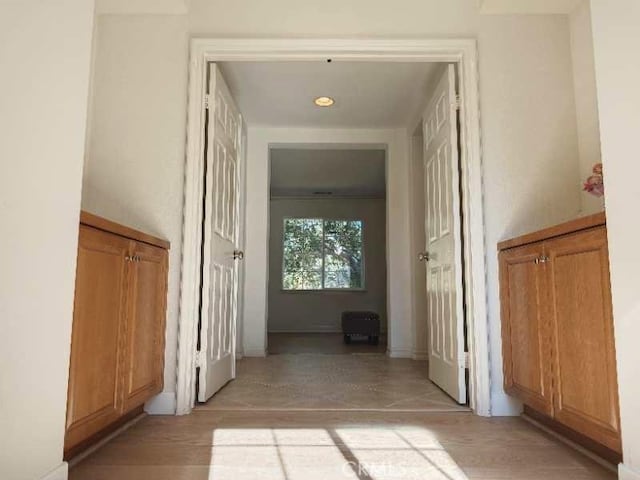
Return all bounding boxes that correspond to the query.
[534,255,549,264]
[125,255,132,262]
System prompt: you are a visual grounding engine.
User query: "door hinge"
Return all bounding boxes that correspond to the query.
[463,351,470,369]
[204,94,211,110]
[195,350,204,367]
[454,94,462,111]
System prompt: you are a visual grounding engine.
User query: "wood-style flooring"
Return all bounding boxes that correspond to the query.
[70,334,615,479]
[70,410,615,480]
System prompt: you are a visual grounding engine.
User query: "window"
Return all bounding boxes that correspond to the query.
[283,218,364,290]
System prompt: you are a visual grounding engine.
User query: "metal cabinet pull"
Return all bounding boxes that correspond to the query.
[534,255,549,264]
[418,252,431,262]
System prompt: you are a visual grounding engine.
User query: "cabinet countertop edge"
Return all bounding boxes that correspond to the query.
[497,212,606,251]
[80,211,170,250]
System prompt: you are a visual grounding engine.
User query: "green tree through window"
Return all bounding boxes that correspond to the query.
[283,218,364,290]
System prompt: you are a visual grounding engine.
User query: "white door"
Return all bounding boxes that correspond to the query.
[198,64,243,402]
[421,64,466,404]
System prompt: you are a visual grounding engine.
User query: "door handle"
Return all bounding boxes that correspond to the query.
[418,252,431,262]
[233,250,244,260]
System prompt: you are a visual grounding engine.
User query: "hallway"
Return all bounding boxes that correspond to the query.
[70,345,615,479]
[70,409,615,479]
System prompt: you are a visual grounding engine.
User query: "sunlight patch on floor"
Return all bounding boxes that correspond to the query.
[210,426,468,480]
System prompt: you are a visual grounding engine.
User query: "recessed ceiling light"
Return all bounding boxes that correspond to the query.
[314,96,335,107]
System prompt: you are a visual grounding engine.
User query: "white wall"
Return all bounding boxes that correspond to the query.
[590,1,640,477]
[82,14,189,410]
[0,1,95,479]
[570,1,605,215]
[244,128,411,357]
[88,2,584,416]
[268,198,387,333]
[478,14,582,414]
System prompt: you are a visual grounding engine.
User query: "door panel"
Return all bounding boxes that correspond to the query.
[198,63,242,402]
[122,242,168,412]
[546,227,621,452]
[499,243,553,416]
[65,226,129,450]
[422,64,466,403]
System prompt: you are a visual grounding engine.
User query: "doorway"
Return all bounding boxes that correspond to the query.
[267,146,388,355]
[177,39,490,417]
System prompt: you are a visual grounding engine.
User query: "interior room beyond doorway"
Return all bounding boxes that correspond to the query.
[267,146,388,355]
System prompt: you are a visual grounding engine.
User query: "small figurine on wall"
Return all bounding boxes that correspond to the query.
[583,163,604,197]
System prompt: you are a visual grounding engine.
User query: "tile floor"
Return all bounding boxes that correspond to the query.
[268,333,387,355]
[201,352,468,412]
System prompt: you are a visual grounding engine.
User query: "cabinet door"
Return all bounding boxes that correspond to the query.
[121,241,168,412]
[65,226,129,451]
[499,243,554,415]
[545,227,621,452]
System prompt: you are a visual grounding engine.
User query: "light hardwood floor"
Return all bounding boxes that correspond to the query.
[71,410,615,479]
[70,335,615,479]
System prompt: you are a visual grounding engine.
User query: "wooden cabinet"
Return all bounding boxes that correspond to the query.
[65,212,169,456]
[122,241,167,413]
[499,243,553,416]
[499,213,621,456]
[65,226,129,450]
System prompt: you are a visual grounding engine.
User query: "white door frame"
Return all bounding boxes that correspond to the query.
[176,38,491,416]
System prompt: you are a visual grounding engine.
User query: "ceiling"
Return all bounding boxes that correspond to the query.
[479,0,582,14]
[96,0,188,14]
[218,61,440,128]
[270,148,386,198]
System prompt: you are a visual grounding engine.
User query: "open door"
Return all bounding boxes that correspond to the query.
[420,64,467,404]
[197,64,243,402]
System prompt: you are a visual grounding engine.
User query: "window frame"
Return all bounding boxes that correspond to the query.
[281,217,366,292]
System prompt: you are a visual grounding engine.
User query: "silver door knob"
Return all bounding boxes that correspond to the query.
[418,252,431,262]
[233,250,244,260]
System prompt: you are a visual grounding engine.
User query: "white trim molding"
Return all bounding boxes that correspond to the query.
[490,390,523,416]
[40,463,68,480]
[412,349,429,361]
[243,349,268,358]
[176,38,491,417]
[620,464,640,480]
[388,349,413,359]
[144,392,177,415]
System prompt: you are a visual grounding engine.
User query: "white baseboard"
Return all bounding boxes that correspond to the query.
[243,349,267,357]
[40,462,68,480]
[267,330,388,335]
[490,390,522,416]
[620,464,640,480]
[268,329,342,333]
[144,391,176,415]
[388,349,412,358]
[412,349,428,360]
